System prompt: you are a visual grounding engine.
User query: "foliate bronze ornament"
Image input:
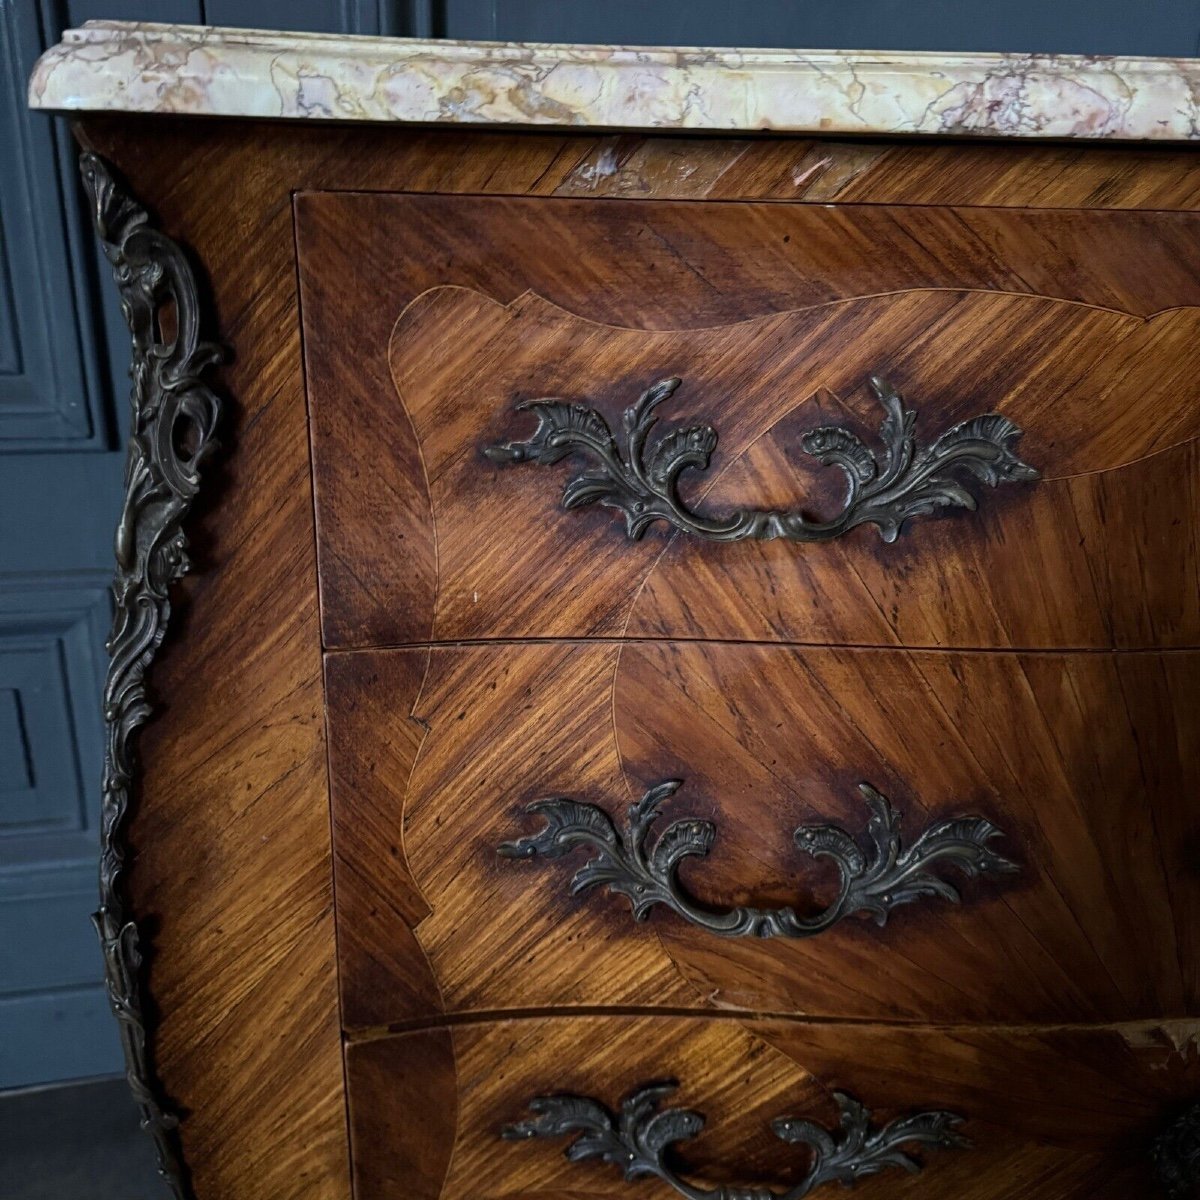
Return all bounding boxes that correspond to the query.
[1154,1103,1200,1199]
[498,780,1018,939]
[484,374,1038,543]
[502,1080,968,1198]
[83,150,224,1200]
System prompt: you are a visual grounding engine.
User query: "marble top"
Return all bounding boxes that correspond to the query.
[28,20,1200,141]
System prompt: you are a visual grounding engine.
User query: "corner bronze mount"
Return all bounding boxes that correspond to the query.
[503,1081,969,1198]
[484,374,1038,543]
[499,780,1019,939]
[1155,1103,1200,1199]
[83,150,224,1200]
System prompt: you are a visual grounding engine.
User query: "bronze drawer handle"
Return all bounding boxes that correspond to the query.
[484,375,1037,544]
[503,1080,968,1198]
[498,780,1018,939]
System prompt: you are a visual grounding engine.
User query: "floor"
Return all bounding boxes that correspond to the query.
[3,1076,164,1199]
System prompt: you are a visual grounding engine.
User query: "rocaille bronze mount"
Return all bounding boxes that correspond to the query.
[503,1080,969,1199]
[499,779,1019,939]
[485,373,1039,543]
[84,151,224,1200]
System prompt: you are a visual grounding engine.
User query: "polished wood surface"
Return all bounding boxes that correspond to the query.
[346,1014,1200,1200]
[300,193,1200,649]
[72,114,1200,1198]
[76,124,350,1199]
[325,641,1199,1028]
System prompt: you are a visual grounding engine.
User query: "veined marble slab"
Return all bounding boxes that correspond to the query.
[28,19,1200,141]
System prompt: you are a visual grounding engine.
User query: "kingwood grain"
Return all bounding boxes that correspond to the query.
[74,131,350,1198]
[325,641,1200,1029]
[299,193,1200,650]
[346,1014,1197,1200]
[74,114,1200,1198]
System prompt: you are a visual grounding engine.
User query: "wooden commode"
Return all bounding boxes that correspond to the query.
[28,21,1200,1200]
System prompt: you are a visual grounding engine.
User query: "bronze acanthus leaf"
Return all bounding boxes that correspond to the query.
[484,374,1038,543]
[499,780,1018,939]
[502,1081,969,1199]
[83,150,224,1200]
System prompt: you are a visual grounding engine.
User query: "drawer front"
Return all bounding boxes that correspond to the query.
[345,1014,1194,1200]
[325,642,1199,1029]
[299,192,1200,650]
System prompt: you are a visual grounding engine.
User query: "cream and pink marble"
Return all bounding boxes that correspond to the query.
[29,19,1200,140]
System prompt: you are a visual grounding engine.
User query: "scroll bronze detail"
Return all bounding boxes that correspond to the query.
[503,1080,968,1199]
[84,151,224,1200]
[1154,1103,1200,1199]
[499,780,1018,939]
[484,374,1038,543]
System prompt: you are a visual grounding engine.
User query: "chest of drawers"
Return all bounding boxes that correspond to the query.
[30,20,1200,1200]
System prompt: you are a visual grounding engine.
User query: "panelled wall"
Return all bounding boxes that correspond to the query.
[0,0,433,1090]
[2,0,128,1089]
[2,0,1199,1090]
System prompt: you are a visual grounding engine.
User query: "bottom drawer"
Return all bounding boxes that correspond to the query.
[345,1015,1199,1199]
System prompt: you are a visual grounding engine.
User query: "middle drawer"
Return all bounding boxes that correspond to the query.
[325,640,1198,1030]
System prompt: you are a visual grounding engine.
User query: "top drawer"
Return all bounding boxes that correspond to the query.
[297,192,1200,650]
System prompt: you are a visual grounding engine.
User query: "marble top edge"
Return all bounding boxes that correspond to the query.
[29,20,1200,141]
[50,20,1199,69]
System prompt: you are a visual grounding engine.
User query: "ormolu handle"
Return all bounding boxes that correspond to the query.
[484,375,1038,544]
[502,1080,968,1199]
[498,780,1018,939]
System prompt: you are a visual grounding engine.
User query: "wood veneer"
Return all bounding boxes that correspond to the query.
[72,114,1200,1198]
[300,193,1200,650]
[346,1015,1200,1200]
[326,641,1200,1030]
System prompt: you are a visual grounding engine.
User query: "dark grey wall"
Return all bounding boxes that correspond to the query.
[2,0,1200,1091]
[440,0,1200,55]
[2,0,129,1091]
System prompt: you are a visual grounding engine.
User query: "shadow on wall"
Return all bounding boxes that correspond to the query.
[4,1077,163,1199]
